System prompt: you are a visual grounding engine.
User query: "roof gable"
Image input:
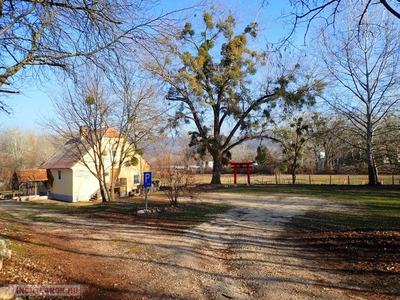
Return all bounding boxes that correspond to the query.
[103,127,122,138]
[41,127,122,169]
[40,139,86,169]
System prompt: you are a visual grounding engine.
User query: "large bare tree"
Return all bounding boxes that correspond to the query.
[46,60,167,201]
[316,4,400,185]
[0,0,183,113]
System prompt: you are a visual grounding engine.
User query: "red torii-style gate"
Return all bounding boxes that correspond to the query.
[228,161,255,185]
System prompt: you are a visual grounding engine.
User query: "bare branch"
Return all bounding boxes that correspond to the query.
[380,0,400,18]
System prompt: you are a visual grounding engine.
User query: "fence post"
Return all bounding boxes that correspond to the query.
[330,175,332,185]
[348,175,350,185]
[309,175,311,185]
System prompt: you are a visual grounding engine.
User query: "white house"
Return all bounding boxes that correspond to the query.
[40,127,150,202]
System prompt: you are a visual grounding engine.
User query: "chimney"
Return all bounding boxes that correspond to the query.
[79,126,88,137]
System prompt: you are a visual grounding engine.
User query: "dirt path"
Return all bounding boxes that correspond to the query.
[0,193,378,299]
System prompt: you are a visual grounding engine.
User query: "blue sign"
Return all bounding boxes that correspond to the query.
[143,172,152,187]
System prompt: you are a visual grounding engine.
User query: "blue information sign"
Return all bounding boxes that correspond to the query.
[143,172,152,187]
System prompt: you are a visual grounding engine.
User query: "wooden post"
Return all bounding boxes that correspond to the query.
[233,165,237,184]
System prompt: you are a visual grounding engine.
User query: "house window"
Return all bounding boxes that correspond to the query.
[133,174,140,185]
[57,170,62,181]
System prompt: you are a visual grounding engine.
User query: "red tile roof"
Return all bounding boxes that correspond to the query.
[103,127,122,138]
[14,169,48,182]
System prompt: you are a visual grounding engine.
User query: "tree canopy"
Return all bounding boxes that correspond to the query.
[0,0,174,113]
[315,3,400,185]
[283,0,400,39]
[143,10,325,184]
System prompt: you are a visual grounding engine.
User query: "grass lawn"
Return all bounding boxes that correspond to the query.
[183,173,400,185]
[211,184,400,296]
[4,184,400,231]
[211,184,400,231]
[0,191,229,230]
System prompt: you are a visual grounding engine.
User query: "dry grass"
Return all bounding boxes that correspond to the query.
[187,173,400,185]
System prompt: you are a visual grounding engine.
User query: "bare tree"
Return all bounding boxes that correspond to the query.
[108,58,168,153]
[271,115,314,184]
[316,4,400,184]
[374,114,400,172]
[0,0,188,113]
[307,114,349,172]
[0,127,57,186]
[160,168,195,206]
[46,61,167,201]
[281,0,400,40]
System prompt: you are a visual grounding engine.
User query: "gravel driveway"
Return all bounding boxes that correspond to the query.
[0,193,369,299]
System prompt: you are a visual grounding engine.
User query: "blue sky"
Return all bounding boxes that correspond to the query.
[1,0,296,131]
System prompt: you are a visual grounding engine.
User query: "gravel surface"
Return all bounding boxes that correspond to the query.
[0,193,394,299]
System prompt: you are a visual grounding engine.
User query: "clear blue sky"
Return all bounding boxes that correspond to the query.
[0,0,296,131]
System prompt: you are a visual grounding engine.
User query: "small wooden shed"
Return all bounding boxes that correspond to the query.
[11,169,53,197]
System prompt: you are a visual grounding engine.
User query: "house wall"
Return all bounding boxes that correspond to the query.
[72,164,99,202]
[46,131,151,202]
[48,166,99,202]
[48,169,73,202]
[102,140,150,195]
[119,155,152,194]
[119,165,140,194]
[72,142,124,201]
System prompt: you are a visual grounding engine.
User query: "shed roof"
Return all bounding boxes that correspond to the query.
[14,169,48,182]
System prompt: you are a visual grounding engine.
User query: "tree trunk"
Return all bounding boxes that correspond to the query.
[291,154,298,184]
[368,164,378,185]
[210,153,223,184]
[99,177,113,202]
[291,173,296,185]
[100,187,107,202]
[367,147,378,185]
[366,110,378,185]
[109,180,115,202]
